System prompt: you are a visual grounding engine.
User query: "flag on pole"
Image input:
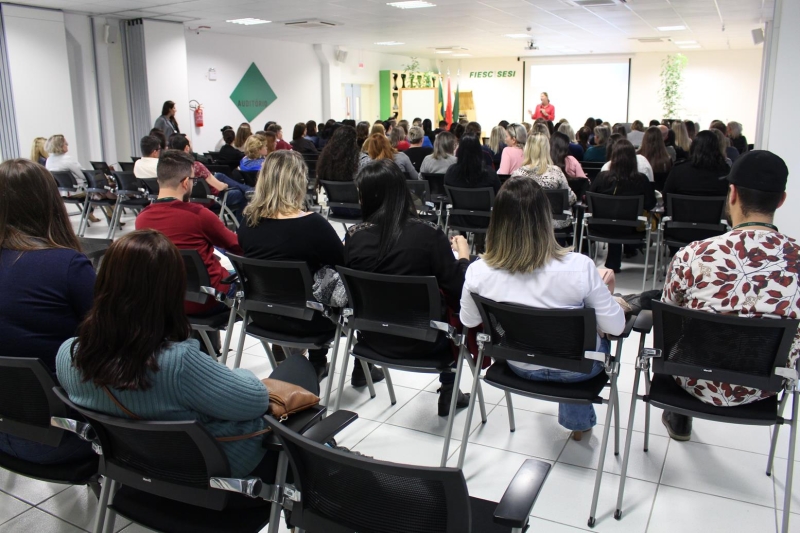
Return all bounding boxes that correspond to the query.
[452,82,460,124]
[445,76,453,127]
[437,78,445,122]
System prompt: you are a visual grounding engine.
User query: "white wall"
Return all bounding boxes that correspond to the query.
[143,20,191,144]
[629,49,763,140]
[64,13,102,166]
[2,5,78,163]
[185,31,323,154]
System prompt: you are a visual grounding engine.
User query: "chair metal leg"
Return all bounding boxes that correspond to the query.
[465,356,487,423]
[613,386,620,456]
[100,479,118,533]
[768,392,790,475]
[588,374,618,528]
[197,330,216,358]
[781,388,799,533]
[457,349,486,469]
[505,392,516,432]
[360,359,376,398]
[441,347,467,466]
[78,196,92,237]
[577,220,586,257]
[92,477,112,533]
[322,324,344,412]
[383,367,397,405]
[232,311,248,369]
[219,305,238,365]
[643,371,652,452]
[106,203,122,240]
[615,365,643,520]
[333,329,355,412]
[641,228,651,292]
[267,453,290,533]
[262,341,278,370]
[652,225,663,290]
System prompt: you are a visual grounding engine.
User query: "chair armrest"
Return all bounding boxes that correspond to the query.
[300,410,358,444]
[221,273,239,285]
[637,216,648,222]
[608,314,637,341]
[493,459,551,528]
[633,310,653,333]
[51,417,96,442]
[430,321,464,345]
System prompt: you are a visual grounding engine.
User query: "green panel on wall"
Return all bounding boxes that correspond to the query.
[230,63,277,122]
[379,70,391,120]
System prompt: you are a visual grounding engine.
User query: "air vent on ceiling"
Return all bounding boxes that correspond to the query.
[563,0,626,7]
[284,19,337,29]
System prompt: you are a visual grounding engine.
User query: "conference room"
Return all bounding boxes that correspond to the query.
[0,0,799,532]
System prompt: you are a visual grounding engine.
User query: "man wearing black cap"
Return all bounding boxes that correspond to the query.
[661,150,799,441]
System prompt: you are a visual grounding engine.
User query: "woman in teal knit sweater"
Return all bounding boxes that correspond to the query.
[56,229,319,480]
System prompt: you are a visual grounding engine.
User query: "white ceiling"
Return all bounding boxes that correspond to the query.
[8,0,774,58]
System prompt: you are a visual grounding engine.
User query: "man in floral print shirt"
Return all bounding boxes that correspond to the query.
[661,150,798,441]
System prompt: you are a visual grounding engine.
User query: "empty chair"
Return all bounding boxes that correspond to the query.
[90,161,113,176]
[51,170,86,215]
[443,185,494,238]
[421,172,449,204]
[77,170,116,237]
[107,171,150,239]
[319,179,362,230]
[118,161,134,172]
[543,188,575,247]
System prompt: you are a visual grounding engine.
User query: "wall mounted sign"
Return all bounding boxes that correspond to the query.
[230,63,277,121]
[468,70,517,78]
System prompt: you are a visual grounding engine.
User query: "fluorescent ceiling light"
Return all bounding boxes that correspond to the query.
[657,25,686,31]
[673,40,697,45]
[226,18,270,25]
[453,53,471,57]
[375,41,404,45]
[435,50,453,54]
[505,34,531,39]
[387,1,436,8]
[678,44,701,49]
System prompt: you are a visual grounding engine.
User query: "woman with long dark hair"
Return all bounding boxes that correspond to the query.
[663,130,730,197]
[305,120,320,148]
[154,100,180,138]
[316,125,361,218]
[550,131,586,179]
[638,126,673,191]
[445,135,500,232]
[345,160,471,416]
[590,140,656,272]
[57,229,319,482]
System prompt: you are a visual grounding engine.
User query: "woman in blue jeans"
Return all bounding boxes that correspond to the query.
[460,177,625,440]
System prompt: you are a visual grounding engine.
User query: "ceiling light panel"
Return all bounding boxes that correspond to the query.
[387,1,436,9]
[375,41,405,45]
[227,18,271,25]
[657,25,687,31]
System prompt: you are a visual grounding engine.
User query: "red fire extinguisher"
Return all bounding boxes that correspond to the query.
[190,100,203,128]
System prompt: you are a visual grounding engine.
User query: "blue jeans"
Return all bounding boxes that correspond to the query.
[509,337,610,431]
[215,173,254,221]
[0,431,95,465]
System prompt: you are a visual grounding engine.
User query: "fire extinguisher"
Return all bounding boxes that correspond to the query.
[189,100,203,128]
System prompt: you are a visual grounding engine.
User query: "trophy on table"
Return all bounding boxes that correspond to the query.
[400,73,407,88]
[392,73,398,91]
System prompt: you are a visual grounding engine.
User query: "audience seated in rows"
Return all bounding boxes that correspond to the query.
[290,122,319,156]
[218,128,244,167]
[498,123,527,174]
[404,126,433,172]
[213,125,233,152]
[361,133,418,179]
[710,120,740,163]
[315,125,362,218]
[0,159,96,465]
[583,126,609,162]
[420,131,458,175]
[550,131,586,179]
[305,120,320,149]
[638,127,673,191]
[133,135,161,179]
[44,134,85,188]
[487,125,507,168]
[239,135,269,172]
[603,133,654,182]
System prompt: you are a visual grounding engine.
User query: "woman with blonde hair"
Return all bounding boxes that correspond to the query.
[237,150,343,381]
[420,131,458,175]
[498,123,527,174]
[671,120,692,157]
[459,177,625,439]
[30,137,48,166]
[239,134,267,172]
[363,132,418,178]
[233,123,252,151]
[511,133,576,228]
[390,126,410,151]
[486,125,506,168]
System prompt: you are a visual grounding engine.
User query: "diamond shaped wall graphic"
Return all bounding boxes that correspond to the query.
[230,63,277,122]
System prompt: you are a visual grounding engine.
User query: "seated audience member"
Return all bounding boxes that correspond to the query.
[214,125,233,152]
[583,126,610,162]
[710,120,740,163]
[460,177,625,440]
[612,123,628,138]
[239,135,268,172]
[135,150,243,316]
[445,135,501,237]
[31,137,48,166]
[398,120,410,139]
[56,229,319,482]
[659,125,678,162]
[422,118,433,141]
[412,118,422,127]
[149,128,167,151]
[602,133,654,182]
[369,123,386,138]
[661,150,798,441]
[557,123,583,161]
[487,125,507,168]
[305,120,320,149]
[363,133,418,179]
[266,124,292,151]
[497,124,527,175]
[466,122,497,169]
[420,131,458,175]
[638,126,673,191]
[44,134,86,188]
[345,160,471,414]
[663,130,730,197]
[218,128,244,167]
[316,125,362,218]
[584,118,598,144]
[727,121,748,155]
[404,126,434,172]
[512,133,576,230]
[649,119,661,127]
[431,120,448,143]
[233,123,252,152]
[453,123,466,141]
[133,135,161,179]
[627,120,646,148]
[576,126,591,157]
[290,122,318,156]
[685,120,697,141]
[0,159,96,465]
[356,121,370,148]
[237,151,341,381]
[318,119,338,150]
[390,126,411,152]
[671,120,692,159]
[551,131,587,179]
[590,139,656,272]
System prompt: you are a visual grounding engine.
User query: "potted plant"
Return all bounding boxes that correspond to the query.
[659,53,688,119]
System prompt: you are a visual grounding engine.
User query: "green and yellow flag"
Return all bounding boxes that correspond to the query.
[437,78,445,122]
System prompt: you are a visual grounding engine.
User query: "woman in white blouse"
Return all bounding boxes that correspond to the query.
[459,177,625,440]
[44,135,85,187]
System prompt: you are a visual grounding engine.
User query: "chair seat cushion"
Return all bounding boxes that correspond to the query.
[110,485,271,533]
[470,496,514,533]
[485,360,609,402]
[245,324,334,348]
[353,342,453,371]
[188,311,232,329]
[648,374,779,423]
[0,452,98,484]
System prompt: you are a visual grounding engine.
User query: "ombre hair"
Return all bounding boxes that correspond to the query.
[557,123,575,142]
[506,123,528,148]
[488,125,506,153]
[45,134,68,155]
[483,177,567,274]
[521,133,553,175]
[671,120,691,152]
[244,150,307,222]
[432,131,456,160]
[30,137,48,162]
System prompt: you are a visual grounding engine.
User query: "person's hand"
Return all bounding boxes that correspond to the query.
[527,109,533,115]
[451,235,470,260]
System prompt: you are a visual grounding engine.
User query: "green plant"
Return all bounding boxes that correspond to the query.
[402,57,420,76]
[659,53,687,118]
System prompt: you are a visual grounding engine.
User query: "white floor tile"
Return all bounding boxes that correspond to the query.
[0,508,84,533]
[649,485,777,533]
[0,470,68,505]
[660,441,776,507]
[39,485,130,532]
[384,389,498,438]
[330,418,382,449]
[689,416,773,455]
[768,457,800,513]
[329,381,420,422]
[424,368,506,405]
[352,424,460,467]
[468,407,570,461]
[0,491,30,526]
[528,517,594,532]
[381,368,439,391]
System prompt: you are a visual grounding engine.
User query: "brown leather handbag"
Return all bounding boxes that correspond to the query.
[260,378,320,421]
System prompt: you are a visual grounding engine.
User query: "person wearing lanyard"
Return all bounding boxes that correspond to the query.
[528,92,555,122]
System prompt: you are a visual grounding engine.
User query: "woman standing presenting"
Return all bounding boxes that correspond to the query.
[154,100,180,138]
[528,92,555,122]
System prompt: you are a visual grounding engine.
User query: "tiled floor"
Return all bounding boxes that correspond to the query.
[0,209,794,532]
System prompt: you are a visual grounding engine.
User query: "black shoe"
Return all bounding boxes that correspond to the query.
[271,345,287,364]
[438,384,470,417]
[662,411,692,441]
[312,361,330,383]
[351,362,385,387]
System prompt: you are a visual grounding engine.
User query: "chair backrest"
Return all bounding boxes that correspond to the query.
[581,161,605,180]
[319,180,360,207]
[227,255,316,321]
[118,161,134,172]
[469,294,598,374]
[543,188,570,218]
[90,161,112,175]
[206,151,222,162]
[650,301,800,392]
[79,238,113,269]
[111,171,141,194]
[51,170,78,190]
[420,173,446,197]
[238,170,259,187]
[664,194,726,226]
[585,192,643,227]
[0,358,70,447]
[267,417,472,533]
[180,249,213,305]
[205,164,231,176]
[445,186,494,214]
[497,173,512,183]
[131,156,141,163]
[337,267,442,343]
[407,179,431,208]
[52,387,233,510]
[302,153,319,181]
[139,178,160,196]
[190,178,214,203]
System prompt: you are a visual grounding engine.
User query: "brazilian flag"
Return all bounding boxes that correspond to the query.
[437,79,445,122]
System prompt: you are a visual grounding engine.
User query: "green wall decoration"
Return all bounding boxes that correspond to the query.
[659,53,687,119]
[230,63,277,122]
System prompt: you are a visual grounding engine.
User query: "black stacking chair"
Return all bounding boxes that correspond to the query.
[214,413,551,533]
[180,250,239,362]
[227,256,344,382]
[90,161,113,176]
[615,303,800,532]
[457,295,636,527]
[543,188,576,248]
[79,237,113,269]
[51,170,86,216]
[205,164,232,176]
[139,178,159,202]
[335,267,487,466]
[407,179,439,224]
[118,162,134,172]
[131,156,141,163]
[652,195,728,288]
[581,161,605,180]
[302,153,319,206]
[0,358,99,494]
[578,192,652,291]
[75,170,116,237]
[206,152,222,163]
[107,172,149,239]
[52,387,339,533]
[234,170,259,187]
[443,186,494,247]
[319,180,362,231]
[189,179,237,229]
[497,173,513,183]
